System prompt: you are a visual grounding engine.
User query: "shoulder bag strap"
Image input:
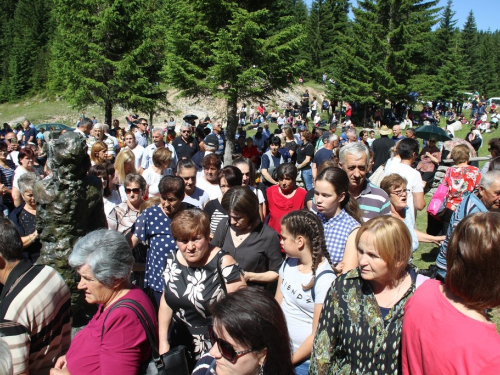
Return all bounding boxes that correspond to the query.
[101,299,166,373]
[218,220,230,249]
[311,270,335,301]
[216,252,227,296]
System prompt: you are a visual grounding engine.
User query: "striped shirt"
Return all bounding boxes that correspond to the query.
[356,179,391,222]
[0,260,72,375]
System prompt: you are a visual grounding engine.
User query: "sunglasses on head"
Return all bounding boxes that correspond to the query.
[125,188,141,194]
[208,325,255,362]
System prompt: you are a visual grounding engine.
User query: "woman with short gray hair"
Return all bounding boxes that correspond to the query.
[9,172,41,263]
[51,229,157,375]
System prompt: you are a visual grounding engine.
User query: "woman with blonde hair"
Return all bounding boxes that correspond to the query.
[90,141,108,165]
[310,215,422,374]
[114,149,136,201]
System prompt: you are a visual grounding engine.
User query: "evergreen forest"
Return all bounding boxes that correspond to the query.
[1,0,499,126]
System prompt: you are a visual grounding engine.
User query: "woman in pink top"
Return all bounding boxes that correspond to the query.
[402,212,500,375]
[51,230,157,375]
[266,163,307,237]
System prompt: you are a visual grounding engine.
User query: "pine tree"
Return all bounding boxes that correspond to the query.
[461,11,479,90]
[164,0,304,165]
[50,0,165,124]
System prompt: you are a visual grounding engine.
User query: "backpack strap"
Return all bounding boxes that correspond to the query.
[311,270,335,302]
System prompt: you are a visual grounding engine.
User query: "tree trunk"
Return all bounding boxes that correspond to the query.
[104,101,112,126]
[224,94,238,166]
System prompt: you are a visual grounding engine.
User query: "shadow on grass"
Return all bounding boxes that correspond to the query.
[420,246,440,263]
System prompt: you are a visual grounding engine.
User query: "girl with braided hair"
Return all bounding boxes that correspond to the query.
[275,210,338,375]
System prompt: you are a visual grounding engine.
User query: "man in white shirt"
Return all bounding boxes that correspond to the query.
[277,114,286,128]
[123,131,144,170]
[177,159,210,208]
[140,127,178,173]
[384,138,425,220]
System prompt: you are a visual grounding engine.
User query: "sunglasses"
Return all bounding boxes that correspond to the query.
[182,130,191,134]
[208,325,255,362]
[125,188,141,194]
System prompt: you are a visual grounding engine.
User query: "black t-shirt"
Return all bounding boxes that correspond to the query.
[172,136,199,160]
[296,142,314,170]
[313,147,333,168]
[304,188,315,206]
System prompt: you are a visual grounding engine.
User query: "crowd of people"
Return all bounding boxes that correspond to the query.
[1,94,500,375]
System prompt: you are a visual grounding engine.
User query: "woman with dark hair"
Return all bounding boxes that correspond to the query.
[232,157,266,221]
[282,126,297,161]
[296,130,315,190]
[12,147,38,207]
[359,130,370,148]
[204,166,243,234]
[212,186,282,286]
[192,287,294,375]
[313,166,362,272]
[130,176,192,305]
[266,163,307,236]
[159,209,245,370]
[310,216,420,374]
[481,137,500,174]
[142,147,172,198]
[402,212,500,374]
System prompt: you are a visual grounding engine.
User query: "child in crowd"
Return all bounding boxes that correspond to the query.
[275,210,337,375]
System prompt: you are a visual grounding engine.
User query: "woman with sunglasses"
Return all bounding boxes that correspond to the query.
[159,209,246,371]
[192,287,294,375]
[107,173,148,287]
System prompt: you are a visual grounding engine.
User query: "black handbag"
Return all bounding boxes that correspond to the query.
[102,298,190,375]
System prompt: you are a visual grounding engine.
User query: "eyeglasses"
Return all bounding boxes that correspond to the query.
[208,325,255,362]
[391,189,410,196]
[139,122,148,126]
[429,140,436,143]
[182,130,191,134]
[125,188,141,194]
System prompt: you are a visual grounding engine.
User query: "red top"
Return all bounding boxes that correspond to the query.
[267,185,307,236]
[242,145,260,162]
[402,279,500,375]
[443,165,481,210]
[66,287,157,375]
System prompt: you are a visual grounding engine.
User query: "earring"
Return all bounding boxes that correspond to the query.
[258,363,264,375]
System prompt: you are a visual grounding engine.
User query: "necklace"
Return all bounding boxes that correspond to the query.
[378,277,405,308]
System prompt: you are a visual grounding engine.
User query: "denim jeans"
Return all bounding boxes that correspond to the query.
[295,360,310,375]
[301,168,313,191]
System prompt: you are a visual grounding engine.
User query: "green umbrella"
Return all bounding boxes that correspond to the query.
[414,124,452,142]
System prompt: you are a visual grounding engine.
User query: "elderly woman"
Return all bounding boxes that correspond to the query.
[266,163,307,236]
[113,149,136,201]
[159,209,246,370]
[142,147,172,198]
[51,229,157,375]
[130,176,191,305]
[381,174,445,251]
[107,173,147,287]
[440,144,481,234]
[402,212,500,374]
[90,141,108,165]
[416,136,441,188]
[12,147,37,207]
[9,172,41,263]
[212,186,283,286]
[232,157,266,221]
[192,287,294,375]
[309,216,421,374]
[204,166,243,234]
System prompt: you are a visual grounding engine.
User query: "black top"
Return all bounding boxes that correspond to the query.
[172,136,199,160]
[372,136,395,171]
[211,219,283,286]
[204,199,227,235]
[313,147,333,168]
[296,142,314,170]
[304,188,315,206]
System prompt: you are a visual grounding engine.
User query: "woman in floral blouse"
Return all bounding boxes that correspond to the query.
[158,208,246,370]
[309,216,421,374]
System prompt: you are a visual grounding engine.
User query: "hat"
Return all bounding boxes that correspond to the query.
[298,125,307,131]
[204,134,219,148]
[321,132,331,141]
[379,125,392,135]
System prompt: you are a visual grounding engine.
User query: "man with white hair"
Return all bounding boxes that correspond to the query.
[140,127,177,173]
[172,123,199,160]
[339,142,390,222]
[86,123,115,160]
[103,123,120,157]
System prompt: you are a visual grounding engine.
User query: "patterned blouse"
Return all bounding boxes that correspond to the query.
[443,165,481,211]
[309,267,418,375]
